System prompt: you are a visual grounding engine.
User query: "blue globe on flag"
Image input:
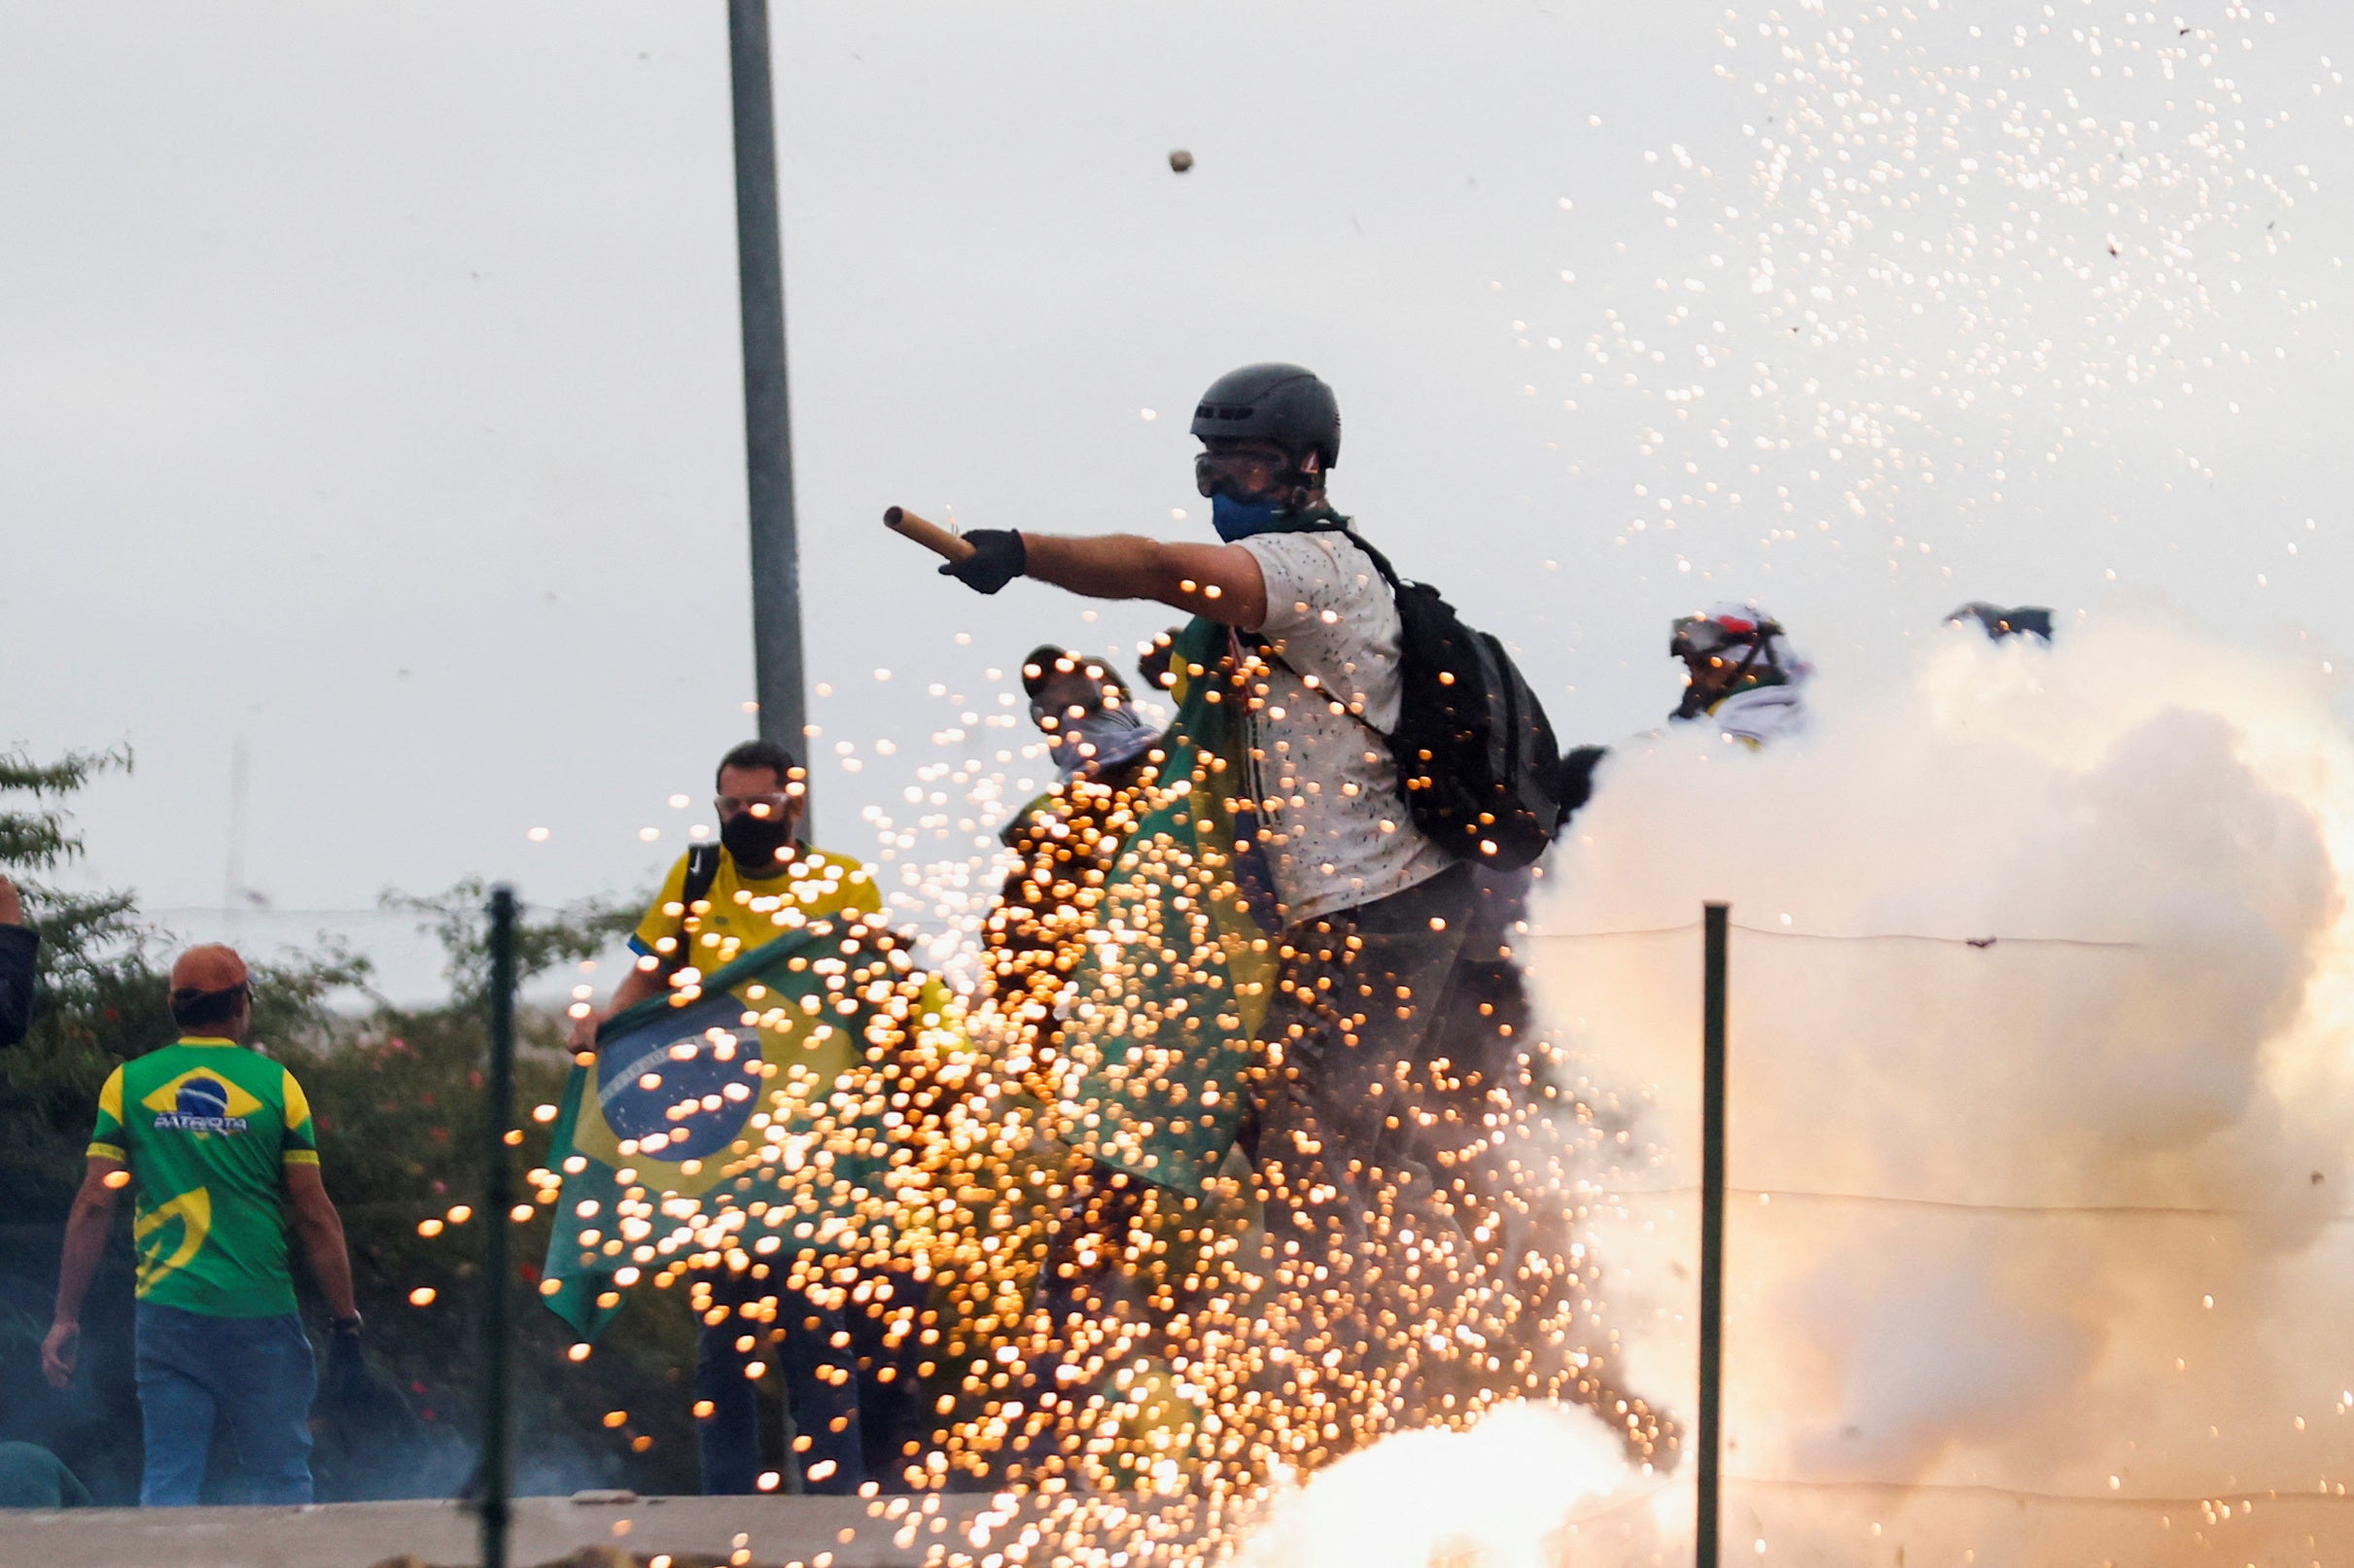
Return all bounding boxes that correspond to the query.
[592,992,766,1161]
[175,1077,230,1120]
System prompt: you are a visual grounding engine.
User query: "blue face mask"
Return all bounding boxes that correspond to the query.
[1212,492,1289,541]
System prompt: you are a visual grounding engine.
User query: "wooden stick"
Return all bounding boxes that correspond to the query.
[883,505,976,563]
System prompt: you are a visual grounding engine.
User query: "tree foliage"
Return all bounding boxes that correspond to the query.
[0,749,699,1503]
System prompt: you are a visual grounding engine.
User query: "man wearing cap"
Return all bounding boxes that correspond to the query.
[42,944,359,1506]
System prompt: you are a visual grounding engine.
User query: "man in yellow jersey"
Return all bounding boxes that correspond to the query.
[42,945,359,1506]
[570,740,879,1047]
[570,740,912,1495]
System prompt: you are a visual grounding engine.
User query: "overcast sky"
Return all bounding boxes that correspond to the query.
[5,1,2348,995]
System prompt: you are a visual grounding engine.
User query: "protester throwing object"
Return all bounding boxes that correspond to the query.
[43,944,359,1506]
[899,362,1567,1466]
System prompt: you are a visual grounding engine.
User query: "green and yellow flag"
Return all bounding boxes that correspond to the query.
[1051,616,1281,1194]
[538,913,961,1338]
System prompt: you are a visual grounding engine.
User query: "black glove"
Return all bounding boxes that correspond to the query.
[1555,746,1610,822]
[940,530,1027,594]
[323,1324,369,1405]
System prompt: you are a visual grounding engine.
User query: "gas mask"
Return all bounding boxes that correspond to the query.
[1195,448,1305,540]
[720,810,796,877]
[1046,707,1155,778]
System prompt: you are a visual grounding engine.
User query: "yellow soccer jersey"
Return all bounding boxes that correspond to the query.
[629,844,881,980]
[624,845,885,1147]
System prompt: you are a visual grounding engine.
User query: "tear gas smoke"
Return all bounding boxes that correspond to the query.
[1234,1403,1660,1568]
[1505,612,2354,1564]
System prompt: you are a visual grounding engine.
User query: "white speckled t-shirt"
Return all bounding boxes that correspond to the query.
[1235,529,1451,924]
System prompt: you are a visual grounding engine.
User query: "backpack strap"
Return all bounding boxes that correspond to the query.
[1310,526,1409,746]
[662,843,723,977]
[1335,526,1407,594]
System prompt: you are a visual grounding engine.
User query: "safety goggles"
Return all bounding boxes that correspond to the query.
[715,789,802,819]
[1669,613,1775,660]
[1194,448,1296,502]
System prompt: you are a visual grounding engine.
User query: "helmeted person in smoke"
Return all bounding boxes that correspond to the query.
[935,364,1513,1467]
[1669,602,1809,747]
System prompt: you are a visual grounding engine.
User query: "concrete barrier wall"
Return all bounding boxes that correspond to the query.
[0,1493,989,1568]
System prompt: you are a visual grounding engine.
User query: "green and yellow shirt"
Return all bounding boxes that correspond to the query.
[88,1036,319,1317]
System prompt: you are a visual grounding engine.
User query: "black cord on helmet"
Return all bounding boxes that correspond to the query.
[1672,618,1786,720]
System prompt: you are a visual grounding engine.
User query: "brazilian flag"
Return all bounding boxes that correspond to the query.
[1054,616,1281,1195]
[539,912,958,1338]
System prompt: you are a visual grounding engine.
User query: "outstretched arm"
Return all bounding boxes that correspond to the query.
[1022,534,1267,627]
[985,533,1270,630]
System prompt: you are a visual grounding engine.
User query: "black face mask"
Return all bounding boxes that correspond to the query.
[720,812,796,878]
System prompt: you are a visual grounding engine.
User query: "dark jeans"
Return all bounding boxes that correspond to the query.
[134,1303,317,1507]
[1250,861,1477,1242]
[695,1266,921,1496]
[1244,863,1478,1461]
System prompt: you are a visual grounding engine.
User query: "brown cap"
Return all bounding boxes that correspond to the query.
[168,943,250,1001]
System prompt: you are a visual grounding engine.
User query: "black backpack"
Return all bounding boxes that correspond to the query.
[1340,532,1564,871]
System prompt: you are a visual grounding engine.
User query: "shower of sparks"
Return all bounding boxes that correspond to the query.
[458,640,1672,1563]
[414,3,2345,1561]
[1527,0,2329,596]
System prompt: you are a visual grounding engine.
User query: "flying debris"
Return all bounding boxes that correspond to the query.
[1169,149,1195,173]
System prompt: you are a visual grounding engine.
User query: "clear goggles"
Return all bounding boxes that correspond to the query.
[1669,614,1772,660]
[715,788,803,818]
[1194,448,1296,502]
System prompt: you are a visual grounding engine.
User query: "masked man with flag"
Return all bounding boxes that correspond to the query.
[43,945,359,1505]
[562,740,921,1496]
[936,365,1484,1469]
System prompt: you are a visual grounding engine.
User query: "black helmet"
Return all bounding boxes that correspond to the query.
[1190,364,1342,470]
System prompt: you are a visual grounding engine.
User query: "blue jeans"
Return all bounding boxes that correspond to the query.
[134,1303,317,1507]
[695,1268,921,1496]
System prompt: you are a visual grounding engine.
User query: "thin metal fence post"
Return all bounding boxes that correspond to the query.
[727,0,810,782]
[1697,902,1729,1568]
[481,886,517,1568]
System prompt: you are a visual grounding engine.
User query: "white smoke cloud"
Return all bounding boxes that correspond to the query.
[1233,1402,1661,1568]
[1235,613,2354,1567]
[1517,611,2354,1562]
